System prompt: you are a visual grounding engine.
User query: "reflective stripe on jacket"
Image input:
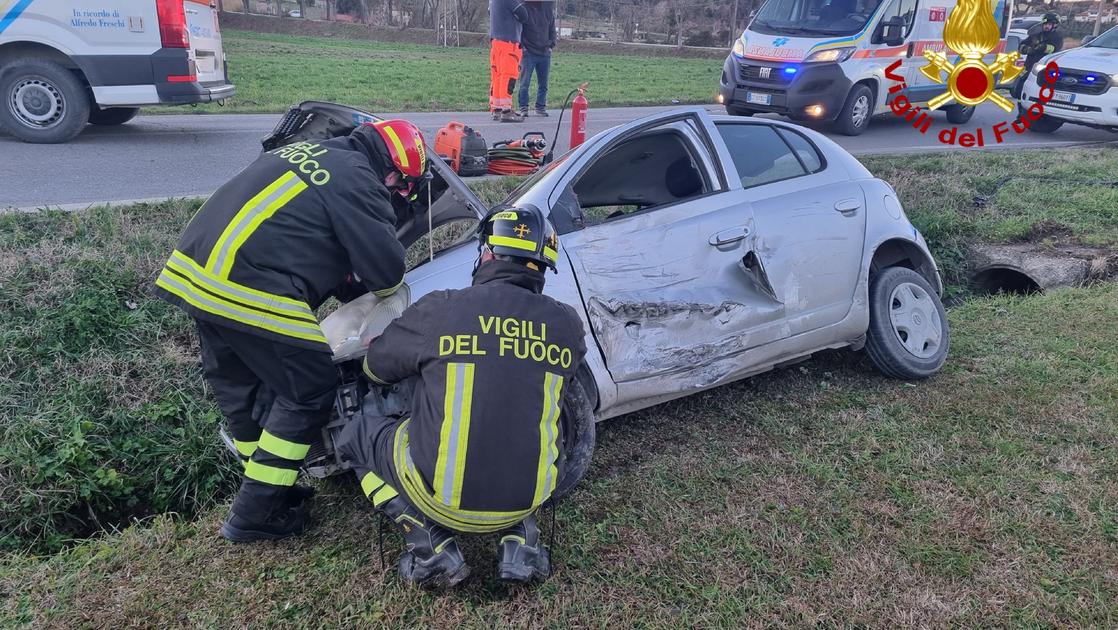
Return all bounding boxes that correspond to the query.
[154,129,406,350]
[362,261,587,521]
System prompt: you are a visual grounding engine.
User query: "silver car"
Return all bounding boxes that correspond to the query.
[258,102,950,494]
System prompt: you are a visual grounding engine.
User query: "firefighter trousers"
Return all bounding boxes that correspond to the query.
[196,320,337,522]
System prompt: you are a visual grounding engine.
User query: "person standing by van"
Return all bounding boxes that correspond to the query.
[518,0,557,118]
[490,0,530,122]
[1013,13,1063,98]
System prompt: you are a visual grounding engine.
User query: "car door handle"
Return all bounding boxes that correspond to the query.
[709,226,750,246]
[834,199,861,215]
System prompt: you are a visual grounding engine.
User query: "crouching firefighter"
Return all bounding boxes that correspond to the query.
[153,119,431,543]
[336,207,588,589]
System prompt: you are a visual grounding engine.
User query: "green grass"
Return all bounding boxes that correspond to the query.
[2,284,1115,626]
[1,148,1116,625]
[187,30,721,114]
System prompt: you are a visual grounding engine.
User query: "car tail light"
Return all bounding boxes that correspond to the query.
[157,0,190,48]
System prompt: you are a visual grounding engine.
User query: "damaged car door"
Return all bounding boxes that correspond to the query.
[714,122,868,335]
[556,111,787,387]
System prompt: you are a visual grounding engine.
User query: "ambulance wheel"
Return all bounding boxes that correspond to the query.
[945,104,975,124]
[832,84,874,136]
[88,106,140,126]
[726,104,755,117]
[544,376,597,506]
[0,57,90,144]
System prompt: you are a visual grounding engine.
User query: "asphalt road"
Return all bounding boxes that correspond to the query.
[3,104,1115,209]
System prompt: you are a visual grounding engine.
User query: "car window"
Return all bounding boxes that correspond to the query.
[568,120,715,224]
[776,128,824,172]
[716,123,821,188]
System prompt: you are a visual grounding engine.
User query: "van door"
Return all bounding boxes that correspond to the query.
[184,0,225,85]
[872,0,924,104]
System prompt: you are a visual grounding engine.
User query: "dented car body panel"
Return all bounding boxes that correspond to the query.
[307,104,942,422]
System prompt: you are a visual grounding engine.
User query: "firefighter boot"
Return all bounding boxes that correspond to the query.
[220,484,312,543]
[381,496,470,590]
[287,484,316,509]
[497,513,551,583]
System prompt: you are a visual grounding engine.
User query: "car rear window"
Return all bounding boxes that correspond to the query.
[715,123,822,188]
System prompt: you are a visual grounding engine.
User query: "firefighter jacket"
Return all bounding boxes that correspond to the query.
[362,260,587,531]
[1021,26,1063,67]
[154,126,406,351]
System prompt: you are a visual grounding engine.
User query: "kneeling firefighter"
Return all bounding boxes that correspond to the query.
[336,207,587,589]
[154,120,430,542]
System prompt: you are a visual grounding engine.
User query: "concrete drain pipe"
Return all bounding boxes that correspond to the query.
[968,243,1116,295]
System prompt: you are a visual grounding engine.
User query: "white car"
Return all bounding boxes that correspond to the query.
[1019,25,1118,133]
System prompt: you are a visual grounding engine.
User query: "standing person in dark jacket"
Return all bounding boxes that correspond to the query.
[154,120,430,543]
[490,0,530,122]
[518,0,557,118]
[1014,12,1063,98]
[336,207,587,590]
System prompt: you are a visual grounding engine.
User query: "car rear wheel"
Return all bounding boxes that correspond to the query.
[88,106,140,126]
[0,57,90,143]
[865,267,949,379]
[832,83,874,136]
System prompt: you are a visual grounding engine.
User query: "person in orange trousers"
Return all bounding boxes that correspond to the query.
[489,0,528,122]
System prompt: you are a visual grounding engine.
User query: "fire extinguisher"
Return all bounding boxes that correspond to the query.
[569,83,589,149]
[543,82,590,165]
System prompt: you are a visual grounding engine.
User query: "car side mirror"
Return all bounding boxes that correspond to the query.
[875,16,906,46]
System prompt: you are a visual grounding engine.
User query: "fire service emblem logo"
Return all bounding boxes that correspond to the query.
[919,0,1022,111]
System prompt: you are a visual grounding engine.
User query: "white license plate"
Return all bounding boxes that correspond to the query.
[1052,91,1075,103]
[746,92,772,105]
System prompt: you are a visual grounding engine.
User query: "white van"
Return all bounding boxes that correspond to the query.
[0,0,234,143]
[718,0,1013,134]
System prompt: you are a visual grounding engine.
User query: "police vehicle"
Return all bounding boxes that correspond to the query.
[0,0,234,143]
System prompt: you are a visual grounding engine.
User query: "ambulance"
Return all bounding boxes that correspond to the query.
[0,0,234,143]
[718,0,1013,135]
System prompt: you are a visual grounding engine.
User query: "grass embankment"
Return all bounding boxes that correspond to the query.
[1,148,1116,625]
[189,30,721,114]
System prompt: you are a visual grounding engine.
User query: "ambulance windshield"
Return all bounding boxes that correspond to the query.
[752,0,885,37]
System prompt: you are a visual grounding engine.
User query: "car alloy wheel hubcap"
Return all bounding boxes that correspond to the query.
[852,95,869,127]
[889,282,942,359]
[11,78,64,129]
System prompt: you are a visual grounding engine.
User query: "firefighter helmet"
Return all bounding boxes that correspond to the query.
[1042,12,1059,25]
[365,119,431,197]
[477,206,560,273]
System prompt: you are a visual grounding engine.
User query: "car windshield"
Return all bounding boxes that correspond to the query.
[751,0,884,37]
[500,150,573,206]
[1086,27,1118,49]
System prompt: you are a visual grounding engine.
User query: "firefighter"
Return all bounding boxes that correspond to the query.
[335,207,587,590]
[1014,12,1063,98]
[154,120,431,543]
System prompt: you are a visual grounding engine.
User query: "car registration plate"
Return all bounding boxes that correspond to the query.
[1052,91,1075,103]
[746,92,772,106]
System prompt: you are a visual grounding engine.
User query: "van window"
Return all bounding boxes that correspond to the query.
[879,0,919,38]
[716,124,815,188]
[752,0,887,38]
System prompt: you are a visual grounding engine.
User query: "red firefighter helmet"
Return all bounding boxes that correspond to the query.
[365,119,431,197]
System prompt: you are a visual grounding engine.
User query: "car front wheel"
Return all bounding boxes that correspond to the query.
[832,83,873,136]
[544,376,597,506]
[865,267,949,379]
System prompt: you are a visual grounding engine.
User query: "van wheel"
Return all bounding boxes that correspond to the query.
[0,58,90,143]
[945,104,975,124]
[726,104,755,117]
[832,83,874,136]
[89,106,140,126]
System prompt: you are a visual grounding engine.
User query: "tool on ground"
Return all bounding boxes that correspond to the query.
[488,132,548,176]
[542,83,589,166]
[434,122,490,177]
